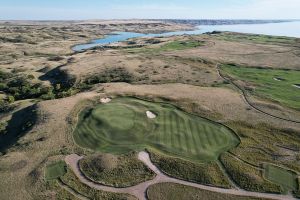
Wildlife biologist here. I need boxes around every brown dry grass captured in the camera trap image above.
[101,82,300,130]
[63,49,221,86]
[162,34,300,70]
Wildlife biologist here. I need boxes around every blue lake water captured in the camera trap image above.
[73,21,300,52]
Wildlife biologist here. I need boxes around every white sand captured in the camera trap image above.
[146,111,156,119]
[100,97,111,104]
[293,84,300,89]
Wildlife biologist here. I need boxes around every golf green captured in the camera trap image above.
[73,97,239,161]
[264,164,298,193]
[45,161,67,180]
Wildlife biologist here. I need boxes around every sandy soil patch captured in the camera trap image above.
[100,97,112,104]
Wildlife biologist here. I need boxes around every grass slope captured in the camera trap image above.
[45,161,67,181]
[221,64,300,109]
[73,97,239,162]
[147,183,270,200]
[149,149,232,188]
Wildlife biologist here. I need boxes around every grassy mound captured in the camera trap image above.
[149,150,232,188]
[263,164,298,193]
[221,64,300,109]
[45,161,66,181]
[79,153,155,187]
[73,97,239,162]
[147,183,270,200]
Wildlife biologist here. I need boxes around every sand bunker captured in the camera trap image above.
[146,111,156,119]
[100,98,112,104]
[273,77,283,81]
[293,84,300,89]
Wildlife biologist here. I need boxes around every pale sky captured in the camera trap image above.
[0,0,299,20]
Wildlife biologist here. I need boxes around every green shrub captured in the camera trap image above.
[85,67,135,84]
[7,95,15,103]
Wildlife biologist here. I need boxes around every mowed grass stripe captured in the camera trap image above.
[196,123,207,150]
[188,120,202,154]
[161,110,167,145]
[204,125,214,147]
[181,118,192,154]
[185,119,197,155]
[169,112,176,149]
[174,112,183,151]
[193,122,204,151]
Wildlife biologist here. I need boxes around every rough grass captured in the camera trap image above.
[149,149,232,188]
[45,161,67,181]
[55,167,136,200]
[296,177,300,198]
[221,64,300,109]
[73,97,239,162]
[79,152,155,187]
[147,183,270,200]
[220,153,282,193]
[263,164,298,193]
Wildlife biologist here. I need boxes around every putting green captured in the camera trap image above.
[45,161,67,180]
[73,97,239,161]
[263,164,298,193]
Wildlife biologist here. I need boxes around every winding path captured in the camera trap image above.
[216,64,300,124]
[65,152,297,200]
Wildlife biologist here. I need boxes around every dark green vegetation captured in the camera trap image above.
[157,40,204,51]
[85,67,135,85]
[128,40,204,54]
[45,161,67,180]
[47,167,136,200]
[296,178,300,198]
[0,70,53,101]
[79,152,155,187]
[73,97,239,162]
[221,64,300,109]
[263,164,298,193]
[147,183,269,200]
[0,104,37,153]
[0,69,81,105]
[220,153,281,193]
[149,150,231,188]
